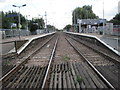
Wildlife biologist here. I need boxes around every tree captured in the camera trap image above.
[2,11,46,32]
[28,17,45,34]
[72,5,99,24]
[109,13,120,25]
[33,18,45,29]
[64,24,72,31]
[2,11,26,29]
[29,20,38,34]
[47,24,55,30]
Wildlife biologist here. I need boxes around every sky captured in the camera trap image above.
[0,0,120,29]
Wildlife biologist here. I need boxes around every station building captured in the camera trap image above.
[71,19,120,36]
[75,19,106,34]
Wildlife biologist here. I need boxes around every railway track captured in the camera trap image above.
[1,32,117,89]
[43,33,115,89]
[2,33,55,76]
[68,33,119,61]
[66,34,120,89]
[1,33,58,89]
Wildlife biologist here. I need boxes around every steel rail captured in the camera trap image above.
[65,37,116,90]
[67,34,120,64]
[41,36,59,88]
[0,34,55,84]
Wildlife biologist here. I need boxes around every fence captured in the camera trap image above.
[0,29,30,39]
[112,25,120,36]
[0,29,55,39]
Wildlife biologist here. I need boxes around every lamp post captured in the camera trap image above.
[74,11,76,32]
[38,14,40,29]
[12,4,26,40]
[52,23,54,32]
[45,11,48,33]
[26,15,30,31]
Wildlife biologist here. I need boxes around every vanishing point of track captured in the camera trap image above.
[1,32,119,89]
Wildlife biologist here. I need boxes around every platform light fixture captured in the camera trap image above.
[12,4,26,40]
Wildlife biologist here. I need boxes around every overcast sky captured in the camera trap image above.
[0,0,119,29]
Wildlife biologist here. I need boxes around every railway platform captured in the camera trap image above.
[80,33,120,52]
[1,34,46,43]
[1,32,55,55]
[1,32,119,89]
[66,32,120,56]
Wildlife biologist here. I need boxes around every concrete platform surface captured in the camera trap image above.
[1,33,55,55]
[1,34,43,43]
[80,33,120,53]
[66,32,120,56]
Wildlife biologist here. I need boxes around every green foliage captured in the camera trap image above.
[33,18,45,29]
[63,55,70,61]
[28,18,45,34]
[2,11,26,29]
[64,24,71,31]
[113,13,120,20]
[47,24,55,30]
[1,11,45,30]
[29,21,38,32]
[72,5,99,24]
[76,75,83,84]
[109,13,120,25]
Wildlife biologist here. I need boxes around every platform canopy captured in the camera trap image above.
[78,19,106,26]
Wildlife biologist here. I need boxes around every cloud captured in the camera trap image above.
[0,0,120,29]
[0,0,6,3]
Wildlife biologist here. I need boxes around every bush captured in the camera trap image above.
[99,31,103,35]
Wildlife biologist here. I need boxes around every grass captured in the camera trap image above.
[76,75,83,84]
[63,55,70,61]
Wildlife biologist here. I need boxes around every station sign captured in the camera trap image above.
[11,23,17,27]
[6,14,18,17]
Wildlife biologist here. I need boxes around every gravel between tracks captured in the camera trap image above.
[46,32,109,89]
[68,34,119,88]
[2,32,114,89]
